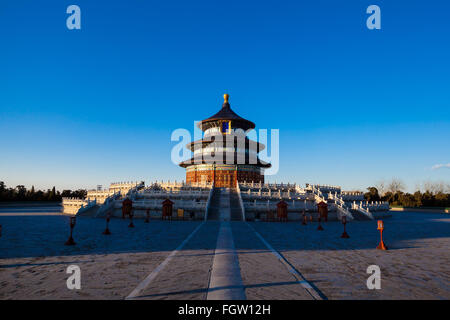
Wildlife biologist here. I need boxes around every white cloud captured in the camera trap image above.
[431,163,450,170]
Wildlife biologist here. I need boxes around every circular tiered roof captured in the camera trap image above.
[197,94,255,131]
[186,137,266,152]
[179,94,271,169]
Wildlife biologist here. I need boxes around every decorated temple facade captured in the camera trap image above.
[179,94,271,188]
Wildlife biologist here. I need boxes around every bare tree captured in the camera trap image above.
[414,182,422,193]
[387,178,405,193]
[375,179,387,196]
[422,180,447,194]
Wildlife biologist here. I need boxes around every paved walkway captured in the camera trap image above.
[207,222,246,299]
[128,187,318,300]
[2,208,448,299]
[232,222,317,300]
[131,221,219,300]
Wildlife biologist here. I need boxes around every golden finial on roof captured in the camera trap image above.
[223,93,229,103]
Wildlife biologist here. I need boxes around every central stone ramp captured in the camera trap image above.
[230,189,244,221]
[207,221,246,300]
[207,188,243,221]
[206,188,221,220]
[207,188,231,221]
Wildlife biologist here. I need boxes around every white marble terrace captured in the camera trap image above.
[237,182,389,221]
[63,180,389,221]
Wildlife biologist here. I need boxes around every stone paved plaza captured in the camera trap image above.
[0,207,449,300]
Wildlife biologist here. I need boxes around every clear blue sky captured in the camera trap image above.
[0,0,449,192]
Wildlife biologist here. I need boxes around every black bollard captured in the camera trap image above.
[103,214,111,235]
[317,216,324,231]
[65,216,76,245]
[128,211,135,228]
[302,212,307,225]
[341,215,350,238]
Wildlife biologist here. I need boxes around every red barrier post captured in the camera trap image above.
[376,220,388,250]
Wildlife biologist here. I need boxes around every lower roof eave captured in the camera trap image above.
[179,161,271,169]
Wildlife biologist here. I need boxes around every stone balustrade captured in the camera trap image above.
[110,181,144,187]
[140,190,209,199]
[240,189,312,200]
[112,198,207,211]
[341,194,365,201]
[239,181,297,191]
[152,180,213,189]
[62,197,86,202]
[341,191,364,195]
[86,189,113,194]
[353,200,390,211]
[243,199,320,212]
[307,183,342,191]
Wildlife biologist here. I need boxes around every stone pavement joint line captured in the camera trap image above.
[125,221,206,299]
[246,222,325,300]
[207,221,246,300]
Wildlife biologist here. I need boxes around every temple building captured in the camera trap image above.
[179,94,271,188]
[62,93,390,221]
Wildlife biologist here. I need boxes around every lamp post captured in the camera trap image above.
[302,211,307,225]
[145,209,150,223]
[341,215,350,238]
[317,215,324,231]
[103,213,111,235]
[65,216,76,245]
[128,210,135,228]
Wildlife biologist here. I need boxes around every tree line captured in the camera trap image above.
[364,179,450,208]
[1,179,449,207]
[0,182,87,202]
